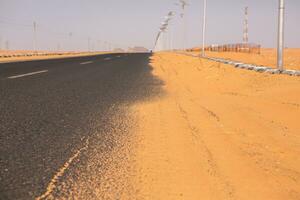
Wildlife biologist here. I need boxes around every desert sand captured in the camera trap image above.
[129,52,300,199]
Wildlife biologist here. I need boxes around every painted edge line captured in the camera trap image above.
[35,137,90,200]
[7,70,49,79]
[80,61,93,65]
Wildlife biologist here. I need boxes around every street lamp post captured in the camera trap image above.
[277,0,285,70]
[33,21,37,52]
[202,0,207,57]
[88,37,91,52]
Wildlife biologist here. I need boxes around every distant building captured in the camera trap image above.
[128,46,149,53]
[113,48,125,53]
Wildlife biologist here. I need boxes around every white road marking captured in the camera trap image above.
[80,61,93,65]
[8,70,48,79]
[116,55,121,58]
[104,57,112,60]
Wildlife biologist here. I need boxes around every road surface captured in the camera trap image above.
[0,53,163,199]
[1,52,300,200]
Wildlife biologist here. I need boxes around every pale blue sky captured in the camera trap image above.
[0,0,299,51]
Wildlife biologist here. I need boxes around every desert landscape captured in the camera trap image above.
[1,0,300,199]
[57,52,299,199]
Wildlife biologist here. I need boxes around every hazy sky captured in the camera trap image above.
[0,0,299,51]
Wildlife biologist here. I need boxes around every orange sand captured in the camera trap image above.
[130,52,300,199]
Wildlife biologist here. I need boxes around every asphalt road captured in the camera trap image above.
[0,53,164,199]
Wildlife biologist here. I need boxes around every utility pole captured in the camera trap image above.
[97,40,101,51]
[170,24,173,51]
[202,0,207,56]
[5,40,9,50]
[33,21,37,52]
[108,42,111,51]
[88,37,91,52]
[277,0,285,70]
[177,1,188,51]
[91,43,94,52]
[69,32,73,51]
[182,3,188,51]
[243,7,249,44]
[183,8,187,51]
[168,26,172,51]
[103,41,107,51]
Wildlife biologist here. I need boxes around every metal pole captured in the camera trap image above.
[202,0,207,57]
[5,40,9,50]
[88,37,91,52]
[69,32,72,51]
[33,21,37,52]
[108,42,111,51]
[183,8,186,51]
[243,7,249,44]
[170,25,173,51]
[97,40,101,51]
[277,0,285,70]
[57,43,60,51]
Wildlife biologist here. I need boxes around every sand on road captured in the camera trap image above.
[43,52,300,200]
